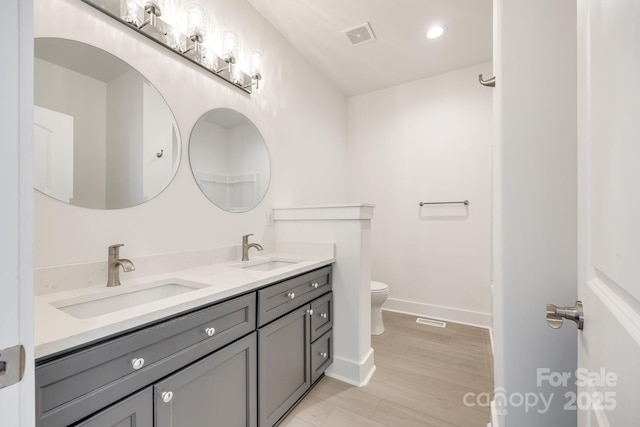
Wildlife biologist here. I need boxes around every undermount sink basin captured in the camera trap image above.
[52,282,204,319]
[239,260,298,272]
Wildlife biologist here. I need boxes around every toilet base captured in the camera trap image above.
[371,306,385,335]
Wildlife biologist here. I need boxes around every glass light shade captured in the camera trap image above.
[232,67,244,85]
[166,28,188,52]
[186,2,208,41]
[120,0,142,26]
[198,47,217,70]
[222,29,239,63]
[249,49,263,77]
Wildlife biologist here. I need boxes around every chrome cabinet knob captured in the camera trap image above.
[311,282,319,289]
[546,301,584,330]
[162,391,173,403]
[320,352,328,359]
[319,313,328,319]
[205,327,216,337]
[131,358,145,370]
[307,309,314,316]
[287,292,295,300]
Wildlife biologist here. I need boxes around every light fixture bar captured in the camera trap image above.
[81,0,256,94]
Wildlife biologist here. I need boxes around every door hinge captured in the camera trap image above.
[0,344,26,389]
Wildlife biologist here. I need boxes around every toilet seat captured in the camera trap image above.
[371,281,388,292]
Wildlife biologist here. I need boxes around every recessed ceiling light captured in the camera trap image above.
[426,24,447,39]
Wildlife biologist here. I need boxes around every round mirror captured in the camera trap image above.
[34,38,181,209]
[189,109,271,212]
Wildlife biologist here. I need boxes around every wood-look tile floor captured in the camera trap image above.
[279,311,494,427]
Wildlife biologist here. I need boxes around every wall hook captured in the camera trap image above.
[479,74,496,87]
[156,149,164,158]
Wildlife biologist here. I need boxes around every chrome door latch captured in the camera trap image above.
[0,344,26,389]
[546,301,584,330]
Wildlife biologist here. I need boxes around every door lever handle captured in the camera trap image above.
[546,301,584,330]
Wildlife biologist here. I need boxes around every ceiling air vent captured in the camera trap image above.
[342,22,376,47]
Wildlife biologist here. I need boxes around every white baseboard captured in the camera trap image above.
[383,298,492,329]
[491,400,500,427]
[325,347,376,387]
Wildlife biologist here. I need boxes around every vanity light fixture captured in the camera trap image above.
[82,0,263,94]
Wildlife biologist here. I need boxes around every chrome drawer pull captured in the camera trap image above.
[162,391,173,403]
[286,292,295,300]
[307,309,314,316]
[131,358,145,370]
[320,313,328,319]
[205,327,216,337]
[320,352,328,359]
[311,282,319,289]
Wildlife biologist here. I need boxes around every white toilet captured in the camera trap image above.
[370,281,389,335]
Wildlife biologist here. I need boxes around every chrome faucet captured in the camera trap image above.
[242,234,263,261]
[107,244,135,287]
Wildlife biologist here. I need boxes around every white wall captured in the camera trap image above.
[347,62,493,326]
[34,0,348,268]
[493,0,577,425]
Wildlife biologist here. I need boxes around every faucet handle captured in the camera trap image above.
[109,243,124,256]
[242,234,253,242]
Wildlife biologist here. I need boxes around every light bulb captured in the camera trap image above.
[426,24,446,39]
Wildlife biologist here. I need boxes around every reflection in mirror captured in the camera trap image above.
[34,38,181,209]
[189,109,270,212]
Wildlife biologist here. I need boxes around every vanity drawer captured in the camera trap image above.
[310,330,333,383]
[36,293,256,427]
[258,265,331,326]
[310,292,333,342]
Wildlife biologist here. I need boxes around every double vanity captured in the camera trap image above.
[32,15,371,427]
[34,252,334,427]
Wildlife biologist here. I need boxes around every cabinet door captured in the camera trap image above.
[155,332,257,427]
[76,388,152,427]
[258,305,311,427]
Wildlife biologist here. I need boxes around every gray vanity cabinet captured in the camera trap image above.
[35,265,333,427]
[258,305,311,427]
[258,278,333,427]
[155,332,257,427]
[36,293,256,427]
[76,388,153,427]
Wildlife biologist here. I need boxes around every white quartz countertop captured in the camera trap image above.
[34,253,334,359]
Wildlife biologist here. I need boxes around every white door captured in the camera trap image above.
[0,0,34,426]
[576,0,640,425]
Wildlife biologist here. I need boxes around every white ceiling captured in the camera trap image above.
[248,0,493,96]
